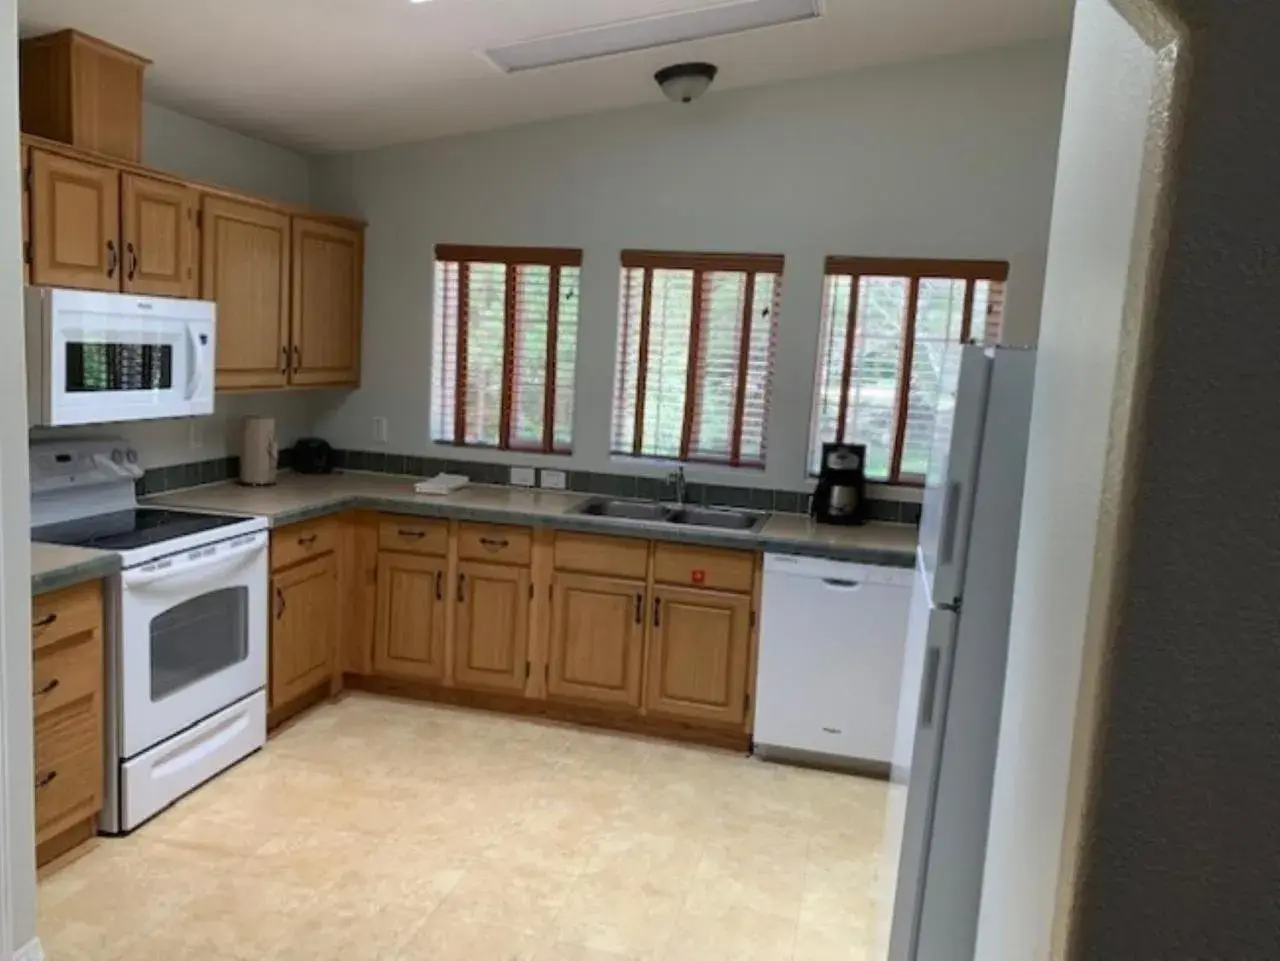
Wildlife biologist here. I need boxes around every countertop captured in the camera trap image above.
[145,472,919,567]
[31,542,120,595]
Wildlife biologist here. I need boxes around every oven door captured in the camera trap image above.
[118,531,268,759]
[44,294,215,426]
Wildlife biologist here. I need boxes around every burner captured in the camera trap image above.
[32,508,247,552]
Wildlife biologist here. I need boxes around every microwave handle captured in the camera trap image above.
[185,326,207,401]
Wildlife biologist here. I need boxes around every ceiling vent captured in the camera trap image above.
[484,0,822,74]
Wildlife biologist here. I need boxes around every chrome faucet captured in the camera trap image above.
[669,467,687,505]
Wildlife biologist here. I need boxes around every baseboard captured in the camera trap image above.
[14,936,45,961]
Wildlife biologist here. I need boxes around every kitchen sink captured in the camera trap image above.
[573,498,765,533]
[668,506,765,532]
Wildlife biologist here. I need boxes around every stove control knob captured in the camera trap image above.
[126,449,139,464]
[111,449,124,464]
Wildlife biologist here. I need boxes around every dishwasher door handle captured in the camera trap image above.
[821,578,862,590]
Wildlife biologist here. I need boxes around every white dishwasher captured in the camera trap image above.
[755,553,913,765]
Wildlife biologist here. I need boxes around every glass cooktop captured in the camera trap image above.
[33,509,246,552]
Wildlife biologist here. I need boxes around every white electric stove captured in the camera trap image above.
[31,439,268,833]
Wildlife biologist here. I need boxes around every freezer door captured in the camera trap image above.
[884,604,959,961]
[917,344,993,606]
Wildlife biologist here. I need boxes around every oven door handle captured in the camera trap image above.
[121,538,266,591]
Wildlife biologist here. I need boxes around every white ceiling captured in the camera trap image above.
[17,0,1073,154]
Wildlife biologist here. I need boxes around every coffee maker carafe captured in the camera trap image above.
[811,443,868,525]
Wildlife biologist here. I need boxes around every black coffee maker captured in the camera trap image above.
[811,443,869,525]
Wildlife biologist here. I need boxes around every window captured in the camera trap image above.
[431,245,581,452]
[612,250,784,467]
[810,257,1008,483]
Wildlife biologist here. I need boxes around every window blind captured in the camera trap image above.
[431,245,582,453]
[810,257,1009,483]
[612,251,783,468]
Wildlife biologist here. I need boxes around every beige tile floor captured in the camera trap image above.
[38,694,892,961]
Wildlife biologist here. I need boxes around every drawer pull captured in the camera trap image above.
[398,529,426,539]
[297,534,319,547]
[479,537,509,551]
[35,678,60,697]
[36,770,58,790]
[33,613,57,629]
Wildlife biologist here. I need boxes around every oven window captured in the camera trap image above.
[150,587,249,702]
[66,342,173,392]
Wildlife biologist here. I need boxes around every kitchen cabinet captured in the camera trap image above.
[201,196,292,391]
[29,148,120,291]
[548,572,645,708]
[270,553,337,709]
[121,173,197,297]
[454,560,530,694]
[290,218,363,387]
[374,553,448,682]
[644,585,752,727]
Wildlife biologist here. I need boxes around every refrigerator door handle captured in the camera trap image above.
[938,481,963,567]
[919,646,943,729]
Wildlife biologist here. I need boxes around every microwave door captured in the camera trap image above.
[51,320,182,425]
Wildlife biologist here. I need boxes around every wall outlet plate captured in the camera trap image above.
[189,421,203,449]
[510,466,536,487]
[540,469,567,490]
[372,417,388,443]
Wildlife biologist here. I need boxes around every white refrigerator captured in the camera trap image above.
[881,344,1037,961]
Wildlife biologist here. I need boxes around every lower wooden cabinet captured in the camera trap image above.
[548,572,646,708]
[270,553,337,708]
[374,553,448,682]
[454,560,530,694]
[644,586,752,727]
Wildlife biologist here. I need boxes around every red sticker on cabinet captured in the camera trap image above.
[692,570,706,584]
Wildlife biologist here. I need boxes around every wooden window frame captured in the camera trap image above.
[817,256,1010,485]
[614,249,785,468]
[434,244,582,454]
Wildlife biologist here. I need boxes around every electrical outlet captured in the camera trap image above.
[372,417,388,443]
[510,467,536,487]
[540,469,567,490]
[189,421,204,449]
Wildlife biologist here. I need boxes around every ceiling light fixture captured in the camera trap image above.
[655,62,718,103]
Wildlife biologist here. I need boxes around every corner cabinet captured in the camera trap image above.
[290,218,363,387]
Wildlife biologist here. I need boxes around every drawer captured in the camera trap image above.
[555,532,648,579]
[33,633,102,720]
[271,518,338,571]
[34,704,102,843]
[31,580,102,653]
[457,523,532,566]
[378,517,448,556]
[653,543,756,594]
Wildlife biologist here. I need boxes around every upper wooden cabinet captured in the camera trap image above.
[291,218,363,387]
[644,585,752,727]
[20,30,149,163]
[201,196,292,391]
[122,174,197,297]
[455,561,530,694]
[29,149,120,291]
[548,573,646,709]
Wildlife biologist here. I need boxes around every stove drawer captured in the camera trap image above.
[33,631,102,720]
[32,580,102,653]
[34,700,102,844]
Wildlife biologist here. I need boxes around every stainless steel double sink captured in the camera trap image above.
[572,497,766,533]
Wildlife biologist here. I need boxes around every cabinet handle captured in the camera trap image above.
[106,240,117,278]
[398,529,426,540]
[435,571,443,601]
[635,593,643,625]
[479,537,509,551]
[274,587,286,619]
[35,678,60,697]
[126,242,137,281]
[32,613,57,629]
[280,345,289,375]
[297,534,318,547]
[36,771,57,790]
[457,574,466,603]
[292,345,301,373]
[653,597,661,628]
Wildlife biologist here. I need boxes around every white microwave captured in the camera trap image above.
[25,287,216,427]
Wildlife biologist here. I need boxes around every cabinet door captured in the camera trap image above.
[454,561,530,694]
[548,573,645,708]
[374,552,448,682]
[644,586,752,726]
[290,218,363,387]
[122,174,197,297]
[30,149,120,291]
[270,553,337,708]
[201,196,291,390]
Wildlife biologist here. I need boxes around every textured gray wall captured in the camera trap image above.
[1071,0,1280,956]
